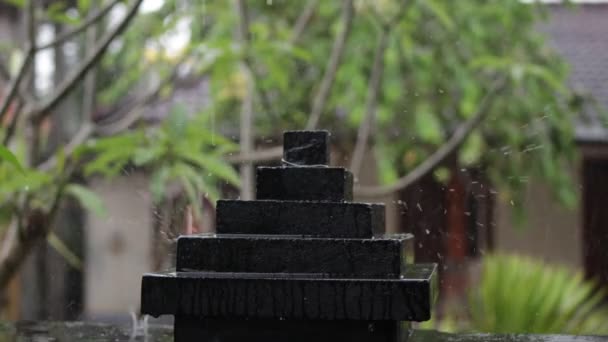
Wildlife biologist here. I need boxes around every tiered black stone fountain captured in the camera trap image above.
[141,130,438,342]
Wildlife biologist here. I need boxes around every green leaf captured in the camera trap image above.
[77,0,91,12]
[179,150,241,186]
[174,162,220,204]
[165,104,189,139]
[459,131,484,166]
[469,56,512,71]
[133,144,165,166]
[3,0,25,7]
[523,63,566,93]
[179,174,203,221]
[455,254,608,334]
[46,2,80,25]
[150,166,171,203]
[48,232,83,270]
[65,184,107,216]
[414,106,443,144]
[433,167,450,184]
[422,0,454,29]
[0,145,23,173]
[55,148,66,173]
[375,144,398,185]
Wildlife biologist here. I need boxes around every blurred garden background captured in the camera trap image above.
[0,0,607,335]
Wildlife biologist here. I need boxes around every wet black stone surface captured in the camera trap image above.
[215,200,385,238]
[283,130,330,166]
[176,234,412,277]
[175,319,406,342]
[141,130,432,341]
[256,166,353,202]
[141,264,437,321]
[0,322,606,341]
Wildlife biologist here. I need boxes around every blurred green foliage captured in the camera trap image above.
[0,0,582,278]
[422,254,608,335]
[99,0,578,210]
[77,106,239,219]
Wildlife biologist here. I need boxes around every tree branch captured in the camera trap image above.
[35,0,120,51]
[95,84,162,136]
[350,6,408,178]
[0,57,10,82]
[0,0,36,127]
[290,0,318,44]
[0,51,34,125]
[37,56,186,171]
[354,78,506,197]
[226,146,283,164]
[82,2,100,123]
[236,0,255,200]
[2,100,24,146]
[233,0,277,123]
[37,122,94,172]
[30,0,144,123]
[223,0,354,164]
[96,65,184,135]
[235,0,250,43]
[305,0,354,130]
[349,28,390,177]
[0,178,68,289]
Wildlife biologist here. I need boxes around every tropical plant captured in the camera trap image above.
[180,0,579,209]
[0,0,240,292]
[422,254,608,335]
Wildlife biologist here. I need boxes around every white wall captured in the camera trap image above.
[495,171,582,269]
[85,174,153,319]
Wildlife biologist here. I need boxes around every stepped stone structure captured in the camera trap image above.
[141,130,438,341]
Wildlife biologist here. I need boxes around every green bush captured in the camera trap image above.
[424,254,608,335]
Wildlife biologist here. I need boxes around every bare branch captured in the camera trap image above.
[350,6,409,177]
[0,216,43,289]
[2,100,24,145]
[290,0,318,44]
[37,122,94,172]
[354,78,506,197]
[0,50,34,125]
[0,57,10,81]
[235,0,255,200]
[0,0,36,125]
[218,0,352,165]
[233,0,276,122]
[82,2,100,122]
[37,57,185,171]
[226,146,283,164]
[0,178,68,289]
[235,0,250,43]
[349,29,390,177]
[35,0,120,51]
[95,85,161,136]
[0,51,32,125]
[305,0,354,130]
[31,0,144,123]
[26,0,36,44]
[225,0,352,165]
[95,65,182,135]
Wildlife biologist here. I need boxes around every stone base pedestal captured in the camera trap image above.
[175,318,411,342]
